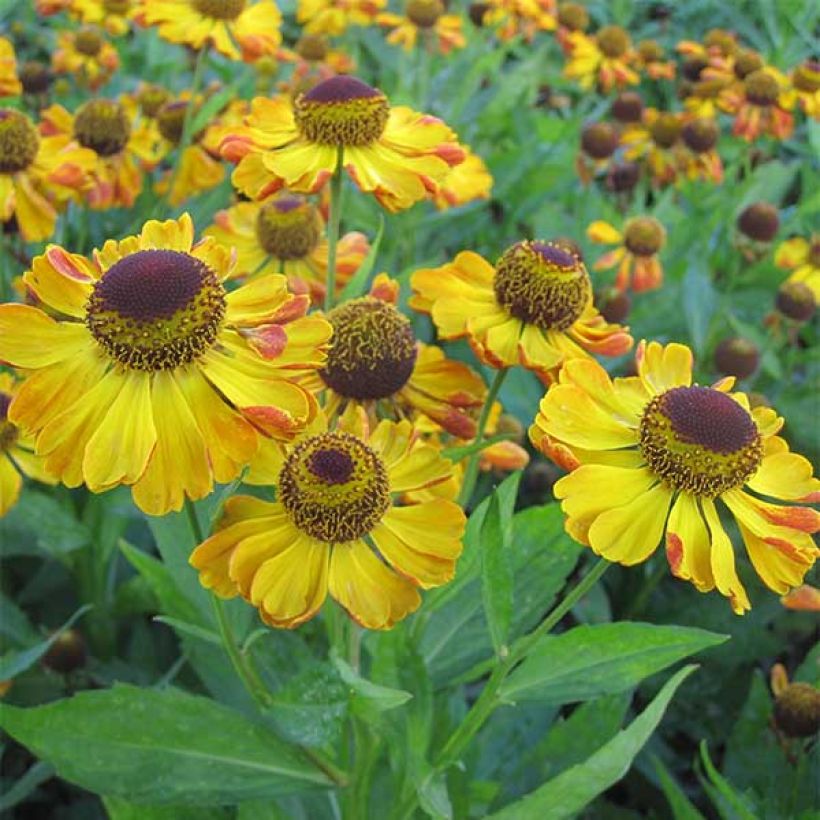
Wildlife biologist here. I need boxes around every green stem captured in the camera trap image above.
[323,146,345,312]
[457,368,509,507]
[395,557,609,820]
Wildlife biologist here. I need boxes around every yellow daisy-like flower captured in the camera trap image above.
[719,67,794,142]
[774,235,820,301]
[0,108,95,242]
[135,0,282,62]
[297,0,386,36]
[40,99,146,210]
[0,214,332,516]
[377,0,465,54]
[481,0,556,43]
[0,37,21,97]
[563,26,639,92]
[433,146,492,210]
[529,341,820,613]
[221,75,465,212]
[190,408,466,630]
[205,192,369,304]
[52,26,120,91]
[410,240,633,378]
[587,217,666,293]
[0,373,57,517]
[71,0,138,36]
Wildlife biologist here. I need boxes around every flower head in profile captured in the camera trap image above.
[0,373,57,517]
[221,75,465,212]
[774,234,820,302]
[789,59,819,118]
[679,118,723,183]
[135,0,282,62]
[205,192,369,304]
[377,0,465,54]
[411,240,632,378]
[0,214,331,515]
[719,67,794,141]
[587,216,666,292]
[0,107,94,242]
[563,25,639,92]
[71,0,138,36]
[52,26,120,91]
[529,341,820,613]
[297,0,387,36]
[0,37,22,97]
[191,409,465,630]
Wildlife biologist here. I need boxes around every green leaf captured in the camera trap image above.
[698,742,758,820]
[332,652,412,716]
[481,478,518,658]
[651,754,705,820]
[682,263,717,355]
[103,797,229,820]
[0,490,89,557]
[337,214,384,302]
[0,604,92,680]
[188,87,236,138]
[441,434,515,463]
[499,623,727,705]
[152,617,221,647]
[488,666,698,819]
[0,761,54,813]
[0,684,332,803]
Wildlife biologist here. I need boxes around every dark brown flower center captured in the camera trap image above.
[610,91,643,123]
[624,217,665,256]
[734,49,763,79]
[75,27,104,57]
[0,392,18,451]
[295,34,329,62]
[138,85,172,118]
[581,122,618,159]
[682,118,719,153]
[255,195,322,260]
[596,25,630,58]
[104,0,131,12]
[0,109,40,173]
[193,0,246,20]
[557,2,589,31]
[20,61,52,95]
[744,70,779,106]
[73,99,131,156]
[737,202,779,242]
[793,61,820,93]
[406,0,443,28]
[649,113,681,148]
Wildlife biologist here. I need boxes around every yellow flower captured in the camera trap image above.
[433,146,492,210]
[52,26,121,91]
[635,39,675,80]
[135,0,282,62]
[719,67,794,141]
[482,0,556,43]
[71,0,138,36]
[297,0,386,36]
[377,1,465,54]
[0,37,21,97]
[620,108,683,187]
[0,373,57,517]
[529,341,820,613]
[205,192,369,304]
[563,26,639,92]
[221,75,466,212]
[411,240,632,377]
[0,108,95,242]
[190,408,465,630]
[587,217,666,292]
[0,214,332,516]
[774,235,820,301]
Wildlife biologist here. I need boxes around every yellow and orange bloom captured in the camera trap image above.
[555,1,589,53]
[433,146,492,209]
[221,75,465,212]
[635,39,675,81]
[587,217,666,293]
[482,0,556,43]
[191,408,465,630]
[789,59,819,119]
[679,118,723,183]
[205,193,369,304]
[297,0,386,36]
[52,26,120,91]
[780,584,820,611]
[682,76,732,119]
[135,0,282,62]
[411,240,632,379]
[0,373,57,517]
[563,26,639,92]
[0,37,21,97]
[719,67,794,141]
[0,214,332,516]
[35,0,73,14]
[71,0,138,35]
[278,34,356,82]
[377,0,465,54]
[0,108,95,242]
[530,341,820,613]
[774,235,820,301]
[620,108,683,187]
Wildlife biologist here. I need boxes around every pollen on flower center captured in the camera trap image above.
[73,99,131,156]
[279,432,391,543]
[321,297,417,400]
[294,76,390,147]
[255,194,322,259]
[639,385,763,496]
[75,27,104,57]
[193,0,246,20]
[0,392,18,451]
[0,109,40,173]
[493,240,591,331]
[85,249,226,371]
[406,0,444,28]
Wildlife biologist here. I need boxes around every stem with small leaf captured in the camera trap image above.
[324,146,345,312]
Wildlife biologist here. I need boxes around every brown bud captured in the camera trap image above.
[774,682,820,738]
[714,337,759,379]
[43,629,87,674]
[776,281,815,322]
[737,202,779,242]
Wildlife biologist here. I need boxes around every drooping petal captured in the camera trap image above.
[665,492,715,591]
[702,497,750,614]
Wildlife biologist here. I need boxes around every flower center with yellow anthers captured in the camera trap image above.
[192,0,246,20]
[624,217,666,256]
[296,34,329,62]
[279,432,391,543]
[744,70,779,106]
[85,250,226,372]
[104,0,131,12]
[406,0,443,28]
[255,195,322,260]
[73,100,131,157]
[138,85,172,119]
[793,60,820,93]
[682,118,719,153]
[557,2,589,32]
[734,49,763,79]
[0,393,18,451]
[0,109,40,174]
[639,386,763,497]
[596,25,630,58]
[649,113,681,148]
[75,27,104,57]
[321,297,417,400]
[294,76,390,147]
[494,241,591,332]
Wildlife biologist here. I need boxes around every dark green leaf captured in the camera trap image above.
[651,754,705,820]
[0,761,54,813]
[332,652,412,716]
[103,797,229,820]
[0,490,89,557]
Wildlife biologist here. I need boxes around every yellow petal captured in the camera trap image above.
[0,306,91,368]
[587,220,624,245]
[665,492,714,591]
[702,498,750,614]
